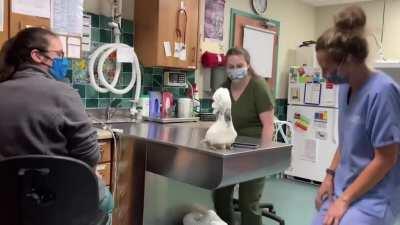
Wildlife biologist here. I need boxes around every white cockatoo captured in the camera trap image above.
[204,88,237,150]
[183,210,228,225]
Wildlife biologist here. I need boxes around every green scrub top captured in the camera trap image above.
[223,77,274,138]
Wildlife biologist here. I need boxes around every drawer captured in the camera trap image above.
[98,140,112,163]
[96,163,111,186]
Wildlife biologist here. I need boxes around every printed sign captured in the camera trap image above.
[294,113,310,132]
[314,111,328,129]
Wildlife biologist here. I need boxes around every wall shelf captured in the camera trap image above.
[374,61,400,69]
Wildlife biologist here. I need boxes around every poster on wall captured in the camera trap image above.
[51,0,83,36]
[204,0,225,41]
[81,14,91,52]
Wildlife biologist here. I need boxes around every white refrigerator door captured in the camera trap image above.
[285,105,339,182]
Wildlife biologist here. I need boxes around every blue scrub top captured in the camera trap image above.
[335,71,400,218]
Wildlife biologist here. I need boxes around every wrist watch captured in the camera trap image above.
[326,168,335,177]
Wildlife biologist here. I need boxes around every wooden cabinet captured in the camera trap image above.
[96,162,111,186]
[9,12,50,38]
[96,139,113,186]
[0,0,9,47]
[9,0,50,37]
[98,140,112,163]
[134,0,200,69]
[96,136,146,225]
[0,0,50,47]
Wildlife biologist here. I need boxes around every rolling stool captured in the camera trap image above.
[233,198,285,225]
[231,118,292,225]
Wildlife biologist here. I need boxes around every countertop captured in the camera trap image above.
[99,120,292,190]
[105,121,290,158]
[94,121,212,140]
[96,128,113,140]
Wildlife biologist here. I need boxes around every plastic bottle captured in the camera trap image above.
[192,83,200,115]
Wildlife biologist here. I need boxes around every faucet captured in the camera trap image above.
[105,98,122,121]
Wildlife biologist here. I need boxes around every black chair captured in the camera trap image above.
[0,155,106,225]
[233,198,285,225]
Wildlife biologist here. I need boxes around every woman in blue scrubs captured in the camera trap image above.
[311,6,400,225]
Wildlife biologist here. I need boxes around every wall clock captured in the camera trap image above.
[252,0,268,15]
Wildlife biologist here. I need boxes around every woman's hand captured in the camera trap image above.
[315,175,334,210]
[323,197,349,225]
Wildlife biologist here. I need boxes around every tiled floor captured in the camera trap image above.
[261,177,317,225]
[261,177,400,225]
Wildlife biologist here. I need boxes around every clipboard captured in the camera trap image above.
[232,142,259,149]
[304,82,321,105]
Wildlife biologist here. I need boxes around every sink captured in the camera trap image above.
[87,108,136,124]
[91,117,136,124]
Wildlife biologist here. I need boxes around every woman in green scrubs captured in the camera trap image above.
[213,47,275,225]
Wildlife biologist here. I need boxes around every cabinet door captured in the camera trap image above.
[185,0,200,69]
[96,163,111,186]
[98,140,112,163]
[134,0,159,67]
[157,0,199,69]
[9,0,50,37]
[0,0,9,48]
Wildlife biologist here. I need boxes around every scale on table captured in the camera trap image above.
[164,71,187,87]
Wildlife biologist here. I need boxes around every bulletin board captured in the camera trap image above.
[229,9,280,92]
[243,25,275,79]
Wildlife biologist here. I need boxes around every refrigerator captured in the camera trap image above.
[285,66,339,182]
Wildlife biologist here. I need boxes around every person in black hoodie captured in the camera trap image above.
[0,27,113,224]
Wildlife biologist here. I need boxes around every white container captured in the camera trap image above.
[139,97,150,117]
[177,98,193,118]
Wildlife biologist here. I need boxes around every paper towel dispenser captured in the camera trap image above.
[210,67,227,92]
[296,41,319,68]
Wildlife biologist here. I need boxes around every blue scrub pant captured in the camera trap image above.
[311,200,397,225]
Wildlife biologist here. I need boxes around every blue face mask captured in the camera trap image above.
[325,64,348,84]
[49,58,69,81]
[326,72,348,84]
[226,67,247,80]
